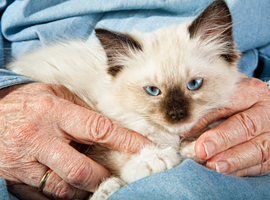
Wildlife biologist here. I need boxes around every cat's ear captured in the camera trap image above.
[188,0,239,64]
[95,28,142,76]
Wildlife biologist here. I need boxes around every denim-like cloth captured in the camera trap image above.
[0,0,270,199]
[1,160,270,200]
[0,178,19,200]
[110,159,270,200]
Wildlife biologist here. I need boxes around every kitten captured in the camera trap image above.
[8,0,240,199]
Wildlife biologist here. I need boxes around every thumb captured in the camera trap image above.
[188,107,232,135]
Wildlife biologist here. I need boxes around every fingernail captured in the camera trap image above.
[202,141,215,158]
[215,161,229,174]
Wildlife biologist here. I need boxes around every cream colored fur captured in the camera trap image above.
[7,1,240,199]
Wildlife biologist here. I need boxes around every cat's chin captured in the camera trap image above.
[164,120,197,137]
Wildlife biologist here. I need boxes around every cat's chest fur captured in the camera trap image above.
[7,0,241,199]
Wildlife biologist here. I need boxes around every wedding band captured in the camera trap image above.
[38,169,52,191]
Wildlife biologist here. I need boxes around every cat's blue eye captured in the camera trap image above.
[187,78,203,91]
[144,86,161,96]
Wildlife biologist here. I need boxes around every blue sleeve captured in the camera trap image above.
[0,69,35,89]
[228,0,270,79]
[0,0,34,89]
[1,1,270,199]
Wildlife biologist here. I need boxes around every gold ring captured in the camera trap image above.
[38,169,52,191]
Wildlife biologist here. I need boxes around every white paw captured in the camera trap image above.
[90,177,126,200]
[179,141,205,164]
[179,141,196,159]
[120,146,181,184]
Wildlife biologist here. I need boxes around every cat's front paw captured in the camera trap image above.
[120,146,181,184]
[90,177,126,200]
[179,141,205,164]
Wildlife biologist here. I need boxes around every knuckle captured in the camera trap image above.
[259,139,270,175]
[235,113,257,140]
[66,160,92,188]
[53,184,75,200]
[260,162,270,175]
[45,172,76,200]
[260,165,270,175]
[260,139,270,164]
[89,114,114,143]
[36,94,62,116]
[49,84,72,99]
[39,95,56,109]
[251,136,270,175]
[33,96,56,116]
[252,78,269,94]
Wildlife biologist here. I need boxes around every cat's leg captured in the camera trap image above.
[120,146,181,184]
[90,177,126,200]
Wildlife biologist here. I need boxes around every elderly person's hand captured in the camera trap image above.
[0,83,151,200]
[193,74,270,176]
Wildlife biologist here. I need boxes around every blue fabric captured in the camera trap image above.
[1,161,270,200]
[0,0,270,199]
[0,178,19,200]
[0,0,35,88]
[109,160,270,200]
[0,0,270,81]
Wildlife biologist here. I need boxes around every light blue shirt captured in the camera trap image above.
[0,0,270,89]
[0,1,270,199]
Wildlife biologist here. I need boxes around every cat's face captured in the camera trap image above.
[96,0,240,135]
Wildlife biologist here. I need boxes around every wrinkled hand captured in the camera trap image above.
[193,74,270,177]
[0,83,151,200]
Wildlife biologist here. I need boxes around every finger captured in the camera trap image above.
[48,83,152,153]
[32,136,110,192]
[43,171,89,200]
[15,163,90,199]
[50,98,152,154]
[6,161,85,200]
[205,132,270,175]
[8,184,51,200]
[195,104,270,160]
[229,164,268,177]
[188,107,233,135]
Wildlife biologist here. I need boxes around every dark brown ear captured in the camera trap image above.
[189,0,239,63]
[95,28,142,76]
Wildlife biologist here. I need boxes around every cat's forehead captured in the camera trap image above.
[143,24,192,57]
[125,23,235,90]
[138,24,207,82]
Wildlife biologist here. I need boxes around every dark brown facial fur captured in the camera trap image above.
[160,87,190,124]
[95,28,143,76]
[188,0,239,63]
